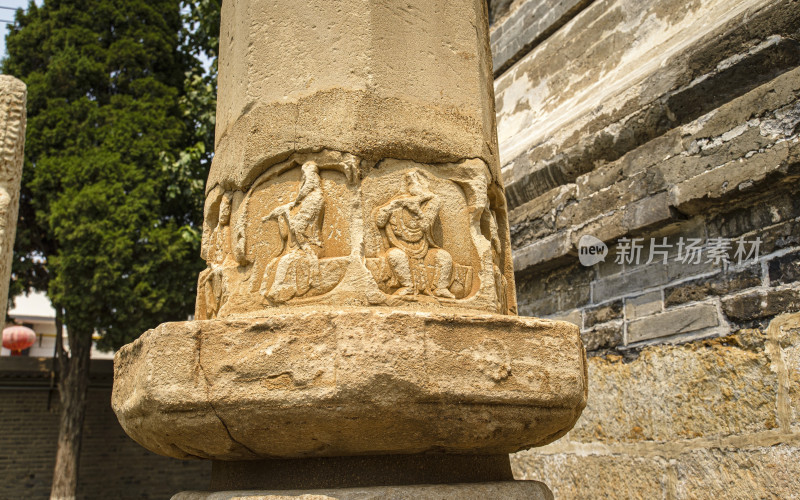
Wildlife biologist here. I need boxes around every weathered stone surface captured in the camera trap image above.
[495,0,800,494]
[0,76,26,322]
[511,315,800,496]
[673,446,800,499]
[669,141,800,215]
[627,302,720,343]
[569,330,778,443]
[113,0,590,483]
[213,0,500,193]
[496,0,800,209]
[625,290,663,319]
[513,444,800,499]
[664,266,762,307]
[547,309,581,328]
[490,0,593,76]
[769,250,800,286]
[621,192,673,234]
[584,300,622,328]
[197,156,517,318]
[197,0,518,320]
[580,321,623,352]
[769,313,800,431]
[707,187,800,247]
[510,63,800,276]
[112,309,587,460]
[512,232,572,272]
[509,184,575,251]
[593,265,669,303]
[722,288,800,323]
[172,481,553,500]
[512,450,670,499]
[753,218,800,256]
[518,293,559,318]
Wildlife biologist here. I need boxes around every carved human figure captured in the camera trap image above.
[374,170,455,299]
[483,208,509,313]
[198,193,234,318]
[260,161,325,303]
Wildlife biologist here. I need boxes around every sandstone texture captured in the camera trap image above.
[197,0,518,321]
[114,0,588,479]
[514,445,800,500]
[0,76,26,321]
[514,451,670,499]
[213,0,500,192]
[198,155,517,319]
[172,481,553,500]
[569,330,779,444]
[112,309,587,460]
[510,313,800,498]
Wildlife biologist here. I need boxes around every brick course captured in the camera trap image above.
[0,359,209,499]
[492,0,800,495]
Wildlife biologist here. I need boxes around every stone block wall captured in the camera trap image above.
[0,358,209,499]
[512,314,800,497]
[491,0,800,495]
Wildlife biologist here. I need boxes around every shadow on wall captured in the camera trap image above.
[0,357,209,499]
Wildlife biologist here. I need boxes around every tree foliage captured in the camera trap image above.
[4,0,209,350]
[3,0,221,496]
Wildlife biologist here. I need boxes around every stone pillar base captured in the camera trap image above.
[112,311,587,461]
[172,482,553,500]
[171,455,553,499]
[210,455,514,490]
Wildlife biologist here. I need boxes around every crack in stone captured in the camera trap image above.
[195,327,260,458]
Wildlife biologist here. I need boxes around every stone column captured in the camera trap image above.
[0,76,27,322]
[112,1,587,497]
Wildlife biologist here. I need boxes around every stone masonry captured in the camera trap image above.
[491,0,800,496]
[0,358,208,499]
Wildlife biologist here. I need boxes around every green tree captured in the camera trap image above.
[3,1,209,497]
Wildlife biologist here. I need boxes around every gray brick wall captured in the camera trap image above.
[496,0,800,494]
[0,360,209,499]
[499,0,800,350]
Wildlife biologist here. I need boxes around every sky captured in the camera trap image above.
[0,0,39,61]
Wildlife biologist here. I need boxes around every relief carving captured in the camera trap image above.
[196,152,357,319]
[195,151,516,318]
[0,187,11,246]
[197,192,237,319]
[369,170,471,300]
[482,207,510,314]
[0,77,26,323]
[260,161,325,304]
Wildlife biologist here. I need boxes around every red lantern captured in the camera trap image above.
[3,325,37,355]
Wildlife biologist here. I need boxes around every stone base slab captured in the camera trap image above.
[112,308,587,460]
[172,482,553,500]
[210,455,515,491]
